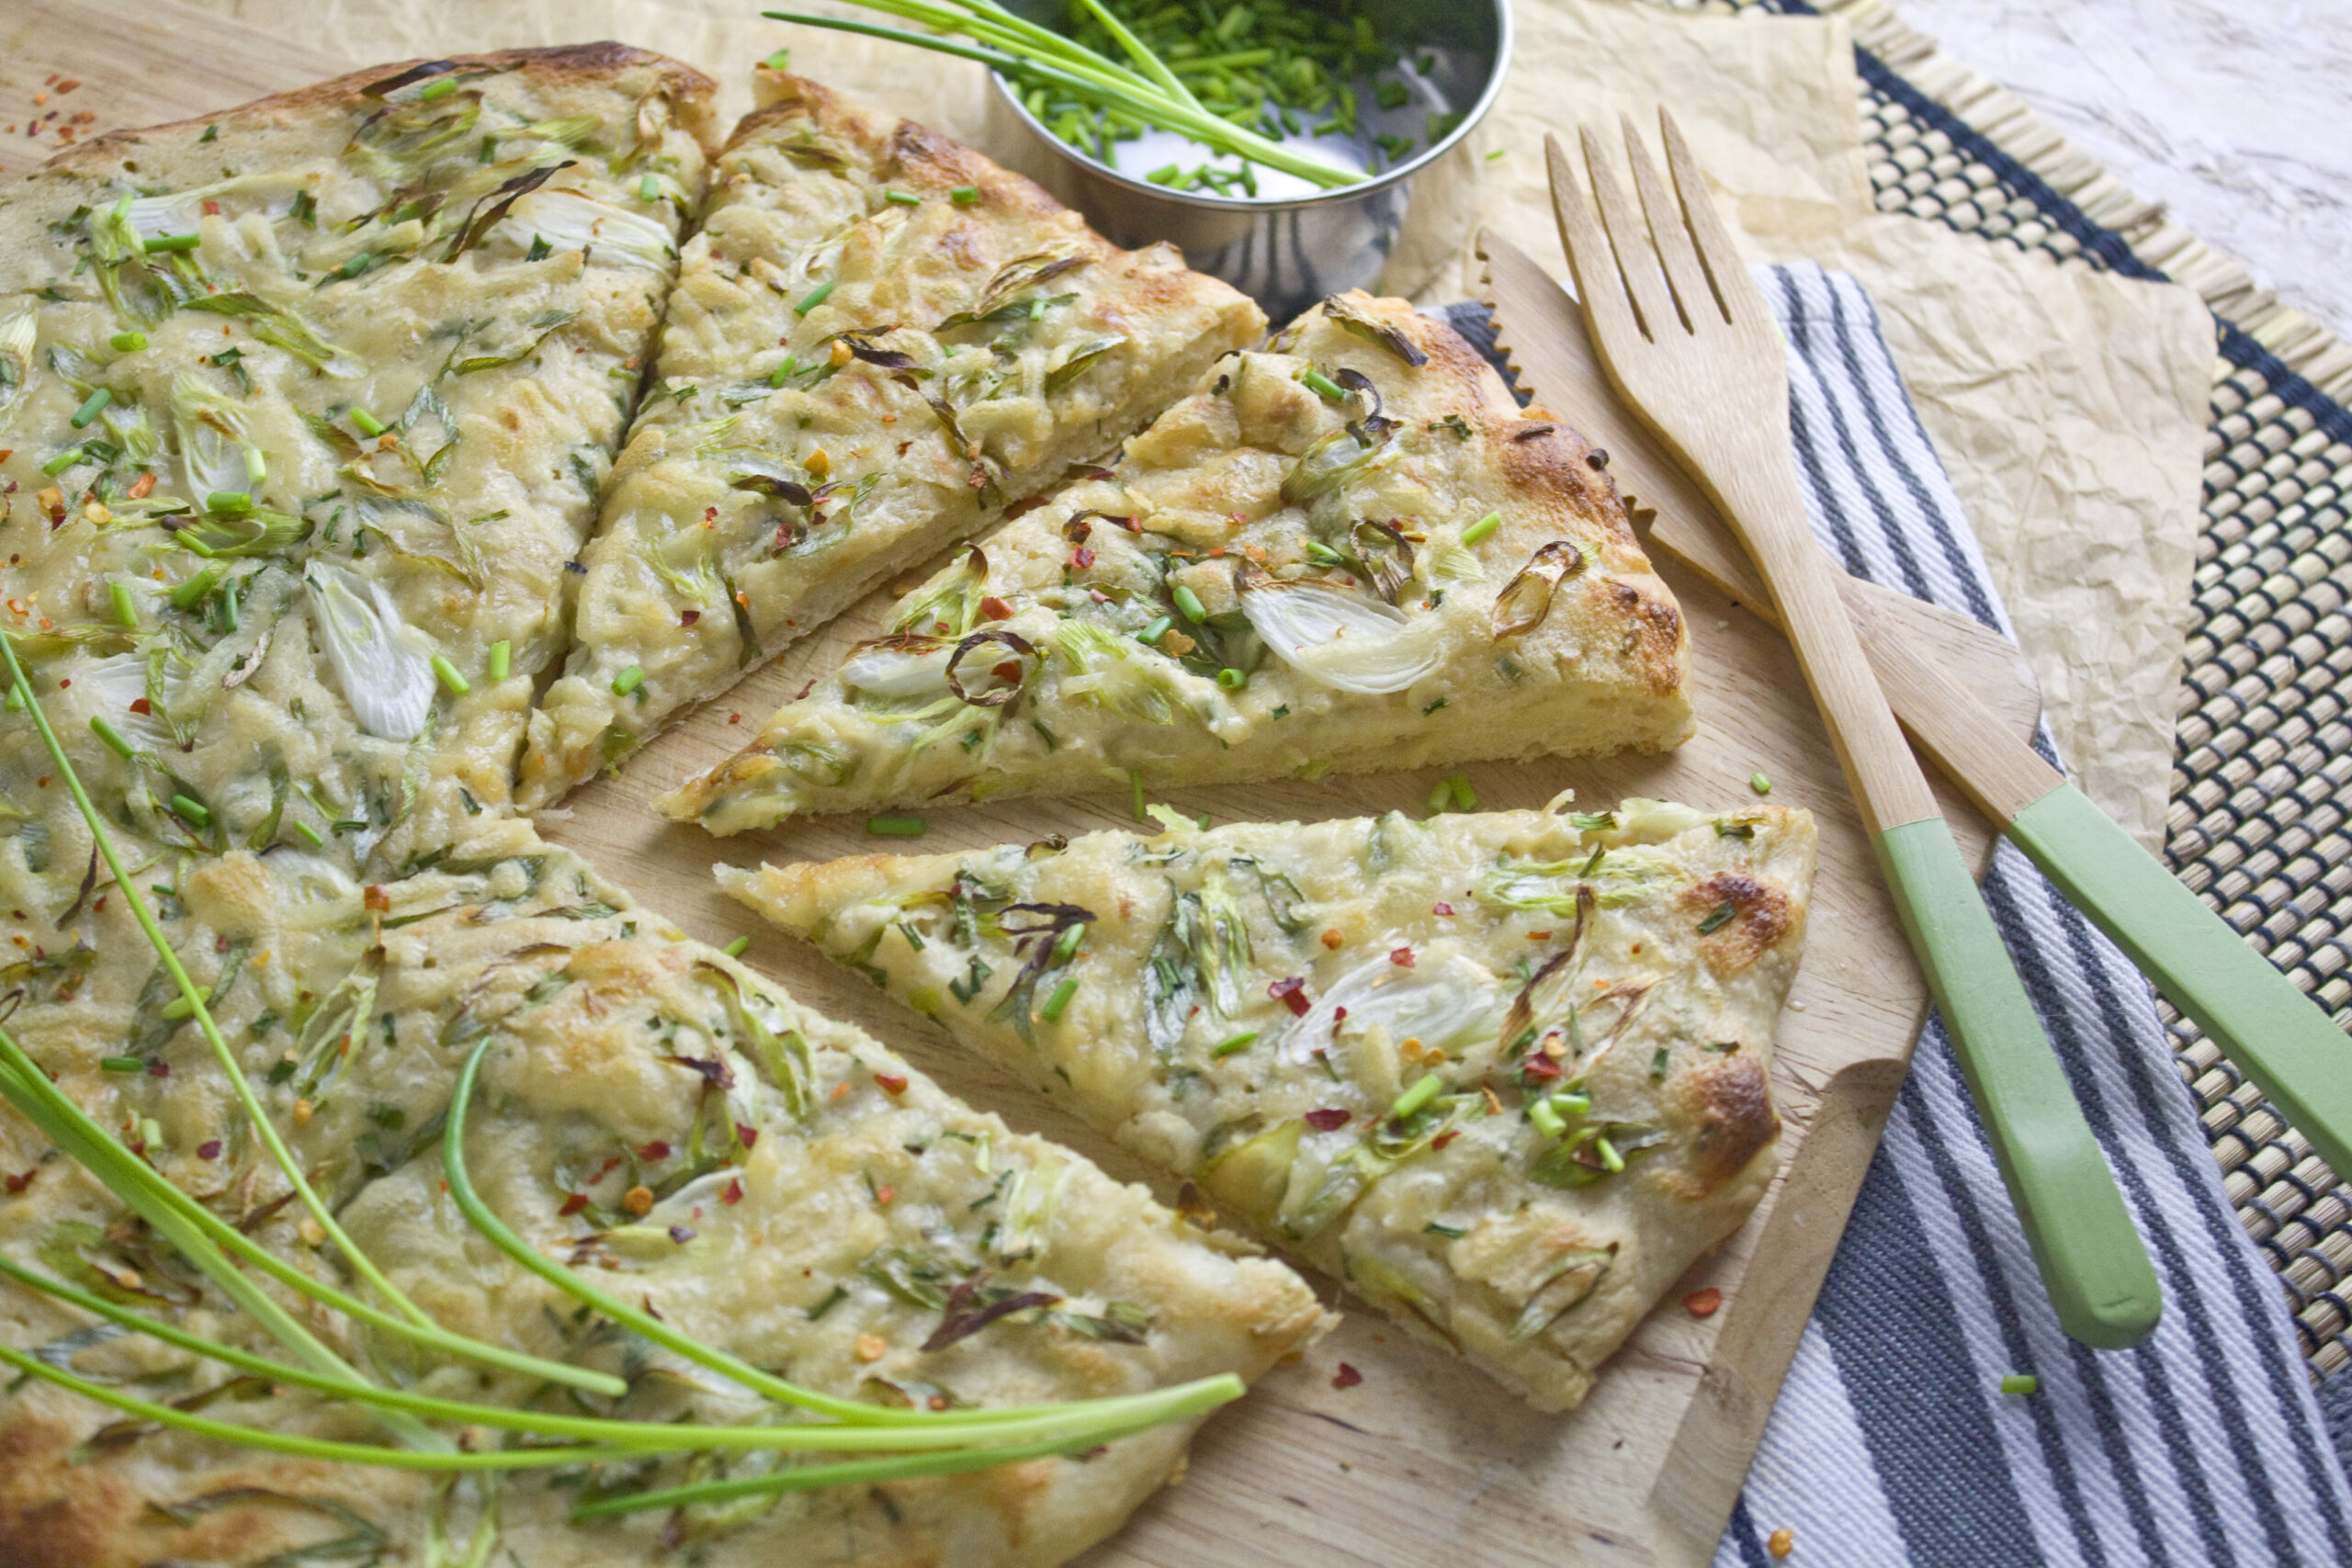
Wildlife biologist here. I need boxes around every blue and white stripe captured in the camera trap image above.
[1448,267,2352,1566]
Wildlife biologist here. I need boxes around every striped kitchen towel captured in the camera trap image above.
[1444,268,2352,1568]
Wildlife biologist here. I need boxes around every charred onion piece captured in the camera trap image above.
[945,627,1039,707]
[1491,540,1589,639]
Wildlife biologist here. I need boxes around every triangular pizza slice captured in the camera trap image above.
[721,796,1812,1409]
[517,73,1263,804]
[665,293,1694,835]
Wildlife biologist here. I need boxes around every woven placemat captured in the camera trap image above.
[1623,0,2352,1384]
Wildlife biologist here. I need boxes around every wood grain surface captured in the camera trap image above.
[0,4,2043,1561]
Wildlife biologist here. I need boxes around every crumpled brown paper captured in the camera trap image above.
[1390,0,2210,851]
[188,0,2211,849]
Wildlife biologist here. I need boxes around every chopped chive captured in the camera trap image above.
[721,935,752,959]
[1461,510,1501,547]
[70,388,112,428]
[1145,164,1182,186]
[291,819,325,849]
[794,279,836,316]
[40,446,85,477]
[98,1056,145,1074]
[1129,769,1146,821]
[1999,1373,2039,1395]
[1216,667,1247,691]
[807,1283,848,1320]
[207,491,252,515]
[1136,615,1172,645]
[1170,584,1207,623]
[418,76,459,101]
[431,656,470,695]
[219,579,238,633]
[172,527,217,558]
[865,814,928,838]
[168,566,220,613]
[638,173,661,201]
[768,356,799,387]
[949,186,980,205]
[1527,1095,1566,1140]
[884,189,922,206]
[1040,976,1080,1022]
[1595,1135,1624,1173]
[1298,367,1346,401]
[1697,900,1738,935]
[611,665,645,696]
[142,232,201,253]
[169,795,211,828]
[89,716,135,760]
[108,331,147,353]
[1552,1091,1590,1116]
[488,640,511,681]
[350,408,387,438]
[108,581,138,628]
[243,447,266,486]
[160,987,214,1021]
[1424,1221,1467,1238]
[1303,540,1345,567]
[1213,1030,1258,1058]
[1447,773,1477,812]
[1388,1072,1442,1122]
[1749,772,1772,795]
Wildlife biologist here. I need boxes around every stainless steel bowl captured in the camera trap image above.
[982,0,1511,323]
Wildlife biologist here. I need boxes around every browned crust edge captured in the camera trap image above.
[35,42,721,178]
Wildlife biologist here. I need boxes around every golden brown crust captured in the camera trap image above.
[39,44,720,180]
[1684,870,1799,975]
[1669,1048,1781,1201]
[741,69,1064,221]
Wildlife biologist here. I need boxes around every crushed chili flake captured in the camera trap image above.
[1330,1362,1363,1389]
[1320,927,1345,949]
[874,1184,896,1204]
[680,608,700,626]
[1389,946,1415,967]
[722,1178,745,1205]
[128,697,151,715]
[1432,902,1455,916]
[1526,930,1552,941]
[196,1140,223,1161]
[146,1061,168,1077]
[735,1122,759,1149]
[874,1072,909,1095]
[558,1192,590,1217]
[1683,1287,1723,1317]
[1069,547,1096,570]
[1522,1054,1564,1082]
[125,471,156,499]
[4,1169,36,1195]
[637,1140,673,1160]
[1268,976,1311,1016]
[978,595,1012,620]
[1304,1108,1351,1132]
[362,885,390,912]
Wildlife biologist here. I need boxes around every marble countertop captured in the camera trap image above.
[1896,0,2352,339]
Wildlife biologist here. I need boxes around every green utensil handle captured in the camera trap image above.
[2007,782,2352,1180]
[1875,817,2164,1349]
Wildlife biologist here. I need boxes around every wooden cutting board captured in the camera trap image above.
[3,4,2043,1562]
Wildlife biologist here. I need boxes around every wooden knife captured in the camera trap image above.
[1483,230,2352,1179]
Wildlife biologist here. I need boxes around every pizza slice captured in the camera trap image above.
[0,46,716,874]
[664,293,1695,835]
[516,73,1265,806]
[721,796,1812,1410]
[0,815,1329,1564]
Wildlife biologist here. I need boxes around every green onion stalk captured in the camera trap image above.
[762,0,1363,188]
[0,631,1240,1515]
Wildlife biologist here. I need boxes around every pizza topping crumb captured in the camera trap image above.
[1304,1108,1351,1131]
[1268,976,1311,1015]
[1330,1362,1363,1388]
[1320,928,1344,949]
[1683,1288,1722,1317]
[854,1333,888,1362]
[622,1185,655,1218]
[1768,1529,1794,1558]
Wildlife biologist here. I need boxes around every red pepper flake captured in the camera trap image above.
[1320,928,1345,950]
[992,660,1023,682]
[558,1192,590,1217]
[735,1122,759,1150]
[1389,946,1415,967]
[1432,902,1454,916]
[637,1140,673,1161]
[1431,1129,1459,1150]
[128,697,151,715]
[978,595,1012,620]
[1304,1108,1351,1132]
[679,608,700,626]
[1684,1288,1723,1317]
[875,1184,896,1204]
[196,1140,223,1161]
[146,1061,169,1077]
[200,199,221,217]
[1522,1053,1564,1082]
[873,1072,909,1095]
[4,1169,36,1195]
[1069,547,1095,570]
[126,471,156,500]
[1526,930,1552,941]
[363,885,390,912]
[1268,976,1310,1016]
[722,1178,745,1205]
[1330,1362,1363,1389]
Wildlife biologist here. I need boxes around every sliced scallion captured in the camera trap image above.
[431,656,470,695]
[795,279,837,316]
[866,814,929,837]
[488,639,511,681]
[611,664,645,696]
[69,388,111,428]
[1461,510,1501,547]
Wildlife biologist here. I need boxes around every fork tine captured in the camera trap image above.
[1577,123,1679,344]
[1544,132,1645,355]
[1657,108,1770,337]
[1618,114,1714,332]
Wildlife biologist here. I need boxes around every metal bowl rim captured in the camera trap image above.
[984,0,1513,215]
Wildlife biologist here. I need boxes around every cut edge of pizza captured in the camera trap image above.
[515,71,1266,808]
[662,293,1696,836]
[719,795,1812,1410]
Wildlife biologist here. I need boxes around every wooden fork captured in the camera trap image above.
[1549,113,2161,1348]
